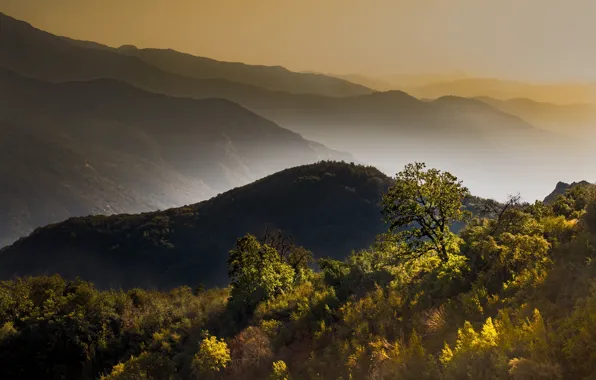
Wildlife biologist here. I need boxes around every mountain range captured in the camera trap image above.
[0,11,592,245]
[410,78,596,105]
[0,12,546,154]
[336,72,596,105]
[0,12,371,98]
[0,68,350,246]
[0,10,566,244]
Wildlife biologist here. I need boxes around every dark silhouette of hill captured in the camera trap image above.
[0,162,392,289]
[0,160,490,289]
[0,13,293,99]
[114,45,373,97]
[544,181,594,204]
[0,13,371,98]
[0,68,350,246]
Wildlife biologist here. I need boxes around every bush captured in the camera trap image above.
[192,333,231,377]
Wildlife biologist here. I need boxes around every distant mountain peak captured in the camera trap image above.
[544,180,594,203]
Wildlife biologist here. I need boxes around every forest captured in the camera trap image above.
[1,162,595,380]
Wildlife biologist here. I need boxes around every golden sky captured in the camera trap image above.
[2,0,595,82]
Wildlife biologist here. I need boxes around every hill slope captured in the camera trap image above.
[0,69,349,246]
[0,12,371,98]
[0,162,392,289]
[114,45,373,97]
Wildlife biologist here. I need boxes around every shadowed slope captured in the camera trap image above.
[0,162,391,289]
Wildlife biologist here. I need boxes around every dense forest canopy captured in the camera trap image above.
[2,163,595,379]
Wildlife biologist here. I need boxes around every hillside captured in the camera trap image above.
[0,69,349,246]
[0,162,392,289]
[114,46,373,97]
[0,12,371,99]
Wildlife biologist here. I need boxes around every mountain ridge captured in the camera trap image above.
[408,77,596,104]
[115,45,374,97]
[0,68,351,246]
[0,12,372,98]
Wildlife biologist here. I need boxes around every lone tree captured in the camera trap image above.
[382,162,470,262]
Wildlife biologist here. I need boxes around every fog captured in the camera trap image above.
[288,122,595,203]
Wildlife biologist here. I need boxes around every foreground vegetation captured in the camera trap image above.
[1,163,595,379]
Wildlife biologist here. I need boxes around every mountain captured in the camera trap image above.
[114,45,373,97]
[477,97,596,135]
[0,162,392,289]
[0,12,371,98]
[0,12,538,146]
[0,68,350,246]
[406,77,596,104]
[544,180,594,204]
[1,12,576,200]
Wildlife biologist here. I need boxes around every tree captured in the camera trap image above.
[269,360,292,380]
[101,352,177,380]
[192,333,231,378]
[259,228,313,280]
[228,234,295,309]
[552,183,596,219]
[382,162,470,262]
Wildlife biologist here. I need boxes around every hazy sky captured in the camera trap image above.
[2,0,595,82]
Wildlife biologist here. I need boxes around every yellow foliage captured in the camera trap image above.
[270,360,291,380]
[480,317,499,348]
[192,334,231,375]
[0,322,17,342]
